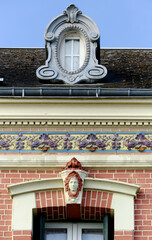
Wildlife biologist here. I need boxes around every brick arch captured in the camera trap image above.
[35,189,113,221]
[81,190,113,220]
[36,190,66,220]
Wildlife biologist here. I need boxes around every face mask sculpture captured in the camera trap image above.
[65,171,82,198]
[69,177,79,194]
[60,157,87,204]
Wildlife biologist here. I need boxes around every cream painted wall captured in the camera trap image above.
[12,193,36,230]
[111,193,134,231]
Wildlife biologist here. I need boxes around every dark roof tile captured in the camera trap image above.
[0,48,152,88]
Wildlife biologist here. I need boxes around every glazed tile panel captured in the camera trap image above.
[0,132,151,152]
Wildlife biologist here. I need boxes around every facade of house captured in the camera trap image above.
[0,4,152,240]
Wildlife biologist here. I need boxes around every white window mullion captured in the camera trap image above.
[72,223,78,240]
[68,223,73,240]
[71,39,74,71]
[78,223,82,240]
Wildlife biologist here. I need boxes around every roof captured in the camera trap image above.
[0,48,152,89]
[100,49,152,88]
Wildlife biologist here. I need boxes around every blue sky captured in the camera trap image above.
[0,0,152,48]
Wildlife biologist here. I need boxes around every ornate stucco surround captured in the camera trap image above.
[36,4,107,84]
[8,175,139,232]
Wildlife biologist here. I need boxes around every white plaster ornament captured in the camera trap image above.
[36,4,107,84]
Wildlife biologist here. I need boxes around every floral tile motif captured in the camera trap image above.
[0,132,152,153]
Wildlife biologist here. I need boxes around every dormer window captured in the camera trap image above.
[65,39,80,71]
[60,32,86,72]
[36,4,107,84]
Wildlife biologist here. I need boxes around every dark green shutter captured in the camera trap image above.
[103,213,114,240]
[32,211,45,240]
[40,214,45,240]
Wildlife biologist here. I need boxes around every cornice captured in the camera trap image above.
[0,97,152,126]
[8,177,139,197]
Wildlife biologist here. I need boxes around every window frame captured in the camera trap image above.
[65,38,80,71]
[45,222,72,240]
[59,32,86,73]
[45,222,104,240]
[32,212,113,240]
[77,222,104,240]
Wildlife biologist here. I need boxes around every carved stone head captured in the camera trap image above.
[65,171,83,198]
[60,157,87,204]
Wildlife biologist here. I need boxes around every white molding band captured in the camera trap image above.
[2,153,152,168]
[85,178,139,197]
[0,98,152,126]
[8,178,63,196]
[8,177,139,197]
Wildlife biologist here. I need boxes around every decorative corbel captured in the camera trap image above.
[60,157,87,204]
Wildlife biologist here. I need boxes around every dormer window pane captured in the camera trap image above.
[73,56,79,70]
[65,39,80,71]
[73,40,80,55]
[65,40,71,55]
[65,56,71,71]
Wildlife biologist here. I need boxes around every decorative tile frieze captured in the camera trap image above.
[0,132,152,153]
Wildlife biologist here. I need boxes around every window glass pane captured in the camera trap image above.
[73,56,79,70]
[82,229,103,240]
[65,40,71,55]
[65,56,71,71]
[45,228,67,240]
[73,40,80,55]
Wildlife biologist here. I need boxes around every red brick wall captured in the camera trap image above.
[13,231,32,240]
[0,169,152,240]
[115,231,134,240]
[36,191,66,220]
[81,190,113,220]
